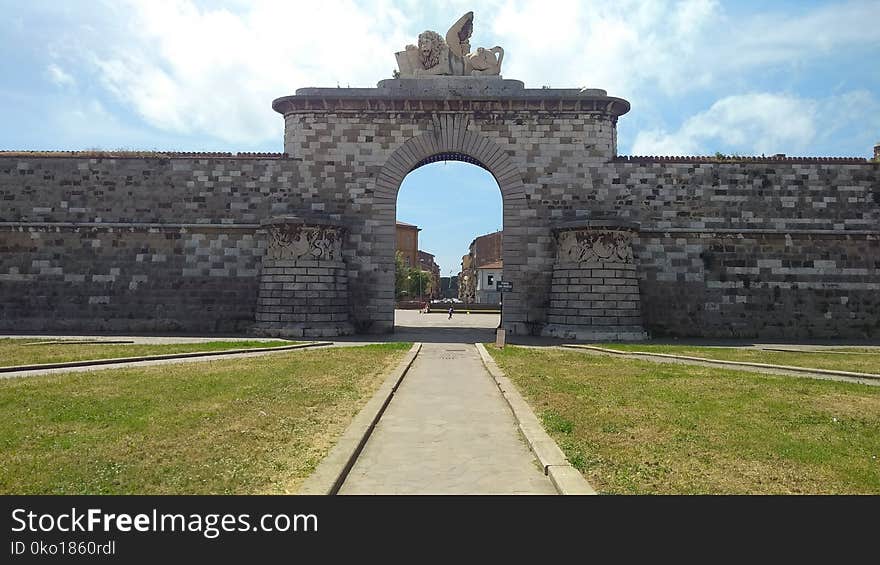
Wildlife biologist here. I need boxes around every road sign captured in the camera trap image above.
[496,281,513,292]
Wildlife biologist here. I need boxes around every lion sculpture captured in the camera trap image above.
[395,12,504,78]
[417,30,444,73]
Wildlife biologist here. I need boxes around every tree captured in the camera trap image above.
[407,269,433,300]
[395,251,411,299]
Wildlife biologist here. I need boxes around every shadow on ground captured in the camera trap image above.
[3,309,879,348]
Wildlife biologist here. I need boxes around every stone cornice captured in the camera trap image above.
[260,215,346,228]
[552,219,641,232]
[272,80,630,117]
[272,95,630,116]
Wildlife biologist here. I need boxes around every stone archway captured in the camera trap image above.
[373,121,527,333]
[270,78,633,339]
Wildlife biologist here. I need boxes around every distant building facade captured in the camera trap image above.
[459,230,503,304]
[396,221,440,300]
[475,260,503,304]
[417,250,441,299]
[396,221,420,268]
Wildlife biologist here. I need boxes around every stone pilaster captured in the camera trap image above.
[542,221,647,341]
[253,216,353,338]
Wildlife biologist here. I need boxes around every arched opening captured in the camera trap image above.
[359,126,529,338]
[394,157,503,336]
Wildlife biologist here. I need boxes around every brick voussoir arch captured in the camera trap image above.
[377,131,524,200]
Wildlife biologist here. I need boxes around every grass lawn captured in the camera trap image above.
[593,343,880,374]
[0,339,295,367]
[0,343,410,494]
[488,346,880,494]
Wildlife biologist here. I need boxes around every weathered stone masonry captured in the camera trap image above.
[0,155,294,333]
[1,77,878,338]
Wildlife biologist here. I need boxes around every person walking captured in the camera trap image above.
[448,306,454,319]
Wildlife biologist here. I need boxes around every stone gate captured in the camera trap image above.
[266,77,635,338]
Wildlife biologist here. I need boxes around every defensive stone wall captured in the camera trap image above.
[1,153,297,223]
[605,157,879,337]
[0,154,293,333]
[1,79,878,339]
[0,223,262,332]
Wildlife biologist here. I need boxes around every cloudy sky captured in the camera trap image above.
[2,0,878,278]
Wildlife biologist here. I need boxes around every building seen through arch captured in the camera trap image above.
[459,230,503,304]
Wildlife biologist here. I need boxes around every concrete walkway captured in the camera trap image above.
[339,343,556,494]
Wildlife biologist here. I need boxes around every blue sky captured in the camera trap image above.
[1,0,878,275]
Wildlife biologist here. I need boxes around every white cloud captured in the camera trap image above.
[47,64,75,88]
[631,90,880,156]
[77,0,414,144]
[44,0,880,147]
[489,0,880,99]
[491,0,722,95]
[723,1,880,70]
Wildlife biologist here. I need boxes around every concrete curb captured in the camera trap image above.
[298,342,422,495]
[0,342,332,374]
[475,342,596,495]
[561,344,880,381]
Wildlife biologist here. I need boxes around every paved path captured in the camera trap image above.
[339,343,556,494]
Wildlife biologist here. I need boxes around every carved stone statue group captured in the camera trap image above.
[395,12,504,77]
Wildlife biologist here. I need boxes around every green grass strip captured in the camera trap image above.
[488,345,880,494]
[0,343,411,494]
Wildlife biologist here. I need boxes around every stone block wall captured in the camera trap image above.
[1,80,878,339]
[594,158,880,338]
[0,154,296,333]
[253,258,349,337]
[635,230,880,338]
[0,223,262,333]
[0,154,301,224]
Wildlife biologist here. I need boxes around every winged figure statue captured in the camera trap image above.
[395,12,504,78]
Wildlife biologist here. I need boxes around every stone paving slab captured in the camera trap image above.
[338,343,556,495]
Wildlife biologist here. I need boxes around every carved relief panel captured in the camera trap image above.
[266,224,343,262]
[556,229,635,264]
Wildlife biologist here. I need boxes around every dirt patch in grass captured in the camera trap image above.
[595,343,880,374]
[489,346,880,494]
[0,339,294,367]
[0,343,410,494]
